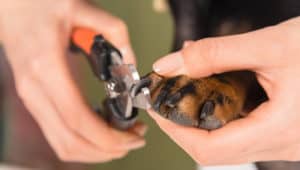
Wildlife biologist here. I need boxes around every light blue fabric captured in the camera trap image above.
[199,163,257,170]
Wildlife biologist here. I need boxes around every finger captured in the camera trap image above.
[40,59,145,152]
[73,1,136,65]
[15,76,128,162]
[209,101,287,157]
[129,121,148,136]
[182,40,194,48]
[148,103,275,165]
[147,109,211,163]
[153,25,283,78]
[36,40,145,153]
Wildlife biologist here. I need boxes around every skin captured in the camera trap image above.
[0,0,147,163]
[150,16,300,165]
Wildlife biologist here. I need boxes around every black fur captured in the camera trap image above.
[169,0,300,49]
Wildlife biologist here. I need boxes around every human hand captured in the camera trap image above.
[0,0,145,163]
[149,16,300,165]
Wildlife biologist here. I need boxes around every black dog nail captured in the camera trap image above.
[199,100,215,119]
[165,83,195,108]
[131,77,152,97]
[153,77,179,111]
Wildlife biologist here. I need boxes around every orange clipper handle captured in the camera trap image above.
[72,27,98,54]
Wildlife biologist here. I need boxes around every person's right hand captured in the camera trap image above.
[0,0,145,163]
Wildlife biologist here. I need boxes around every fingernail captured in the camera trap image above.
[134,125,148,136]
[153,52,184,74]
[125,140,146,150]
[183,40,194,48]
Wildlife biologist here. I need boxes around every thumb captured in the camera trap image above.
[72,1,136,64]
[153,25,282,78]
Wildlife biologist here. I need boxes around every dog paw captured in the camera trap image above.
[143,72,247,130]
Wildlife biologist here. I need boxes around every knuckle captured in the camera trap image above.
[26,53,58,78]
[14,74,33,99]
[195,38,222,74]
[54,0,76,18]
[13,56,55,99]
[65,140,80,155]
[102,129,122,147]
[194,154,211,166]
[289,156,300,162]
[14,57,46,79]
[199,38,221,57]
[61,109,79,127]
[112,151,128,160]
[27,59,45,77]
[182,38,223,76]
[56,148,73,162]
[194,152,216,166]
[56,151,71,162]
[66,120,79,132]
[110,19,128,35]
[99,157,113,163]
[102,139,120,151]
[60,151,74,162]
[287,147,300,161]
[56,142,79,162]
[192,145,215,166]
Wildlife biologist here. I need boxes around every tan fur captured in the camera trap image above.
[145,71,260,130]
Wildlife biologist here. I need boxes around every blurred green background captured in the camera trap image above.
[79,0,196,170]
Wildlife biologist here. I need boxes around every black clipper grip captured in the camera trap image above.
[104,98,138,131]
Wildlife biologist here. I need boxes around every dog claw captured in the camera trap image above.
[131,77,152,97]
[199,100,215,119]
[165,83,195,108]
[153,90,168,112]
